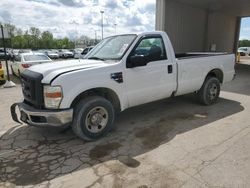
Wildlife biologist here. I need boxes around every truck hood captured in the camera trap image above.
[28,59,111,79]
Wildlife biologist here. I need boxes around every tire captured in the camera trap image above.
[198,77,220,105]
[72,96,115,141]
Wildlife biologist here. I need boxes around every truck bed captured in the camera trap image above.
[176,52,229,59]
[175,53,235,96]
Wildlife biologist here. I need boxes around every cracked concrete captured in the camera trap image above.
[1,62,250,188]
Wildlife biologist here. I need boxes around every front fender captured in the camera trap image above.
[60,84,126,111]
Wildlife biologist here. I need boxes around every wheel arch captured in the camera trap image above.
[70,87,121,113]
[206,69,224,83]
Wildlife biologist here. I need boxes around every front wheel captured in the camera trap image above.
[72,96,115,141]
[198,77,220,105]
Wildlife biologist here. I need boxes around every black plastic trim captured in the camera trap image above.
[21,70,44,109]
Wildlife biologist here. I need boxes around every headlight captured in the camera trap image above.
[44,85,63,109]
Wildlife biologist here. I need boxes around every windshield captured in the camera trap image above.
[85,34,136,60]
[24,54,50,61]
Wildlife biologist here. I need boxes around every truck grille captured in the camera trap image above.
[20,70,44,109]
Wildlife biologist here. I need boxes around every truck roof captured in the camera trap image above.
[107,31,167,38]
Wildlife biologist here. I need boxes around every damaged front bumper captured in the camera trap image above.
[11,102,73,128]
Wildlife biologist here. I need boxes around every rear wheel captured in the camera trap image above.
[198,77,220,105]
[72,96,115,141]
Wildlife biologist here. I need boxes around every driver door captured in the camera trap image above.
[123,35,176,107]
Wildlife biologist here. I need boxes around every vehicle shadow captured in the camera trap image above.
[0,95,244,186]
[222,63,250,96]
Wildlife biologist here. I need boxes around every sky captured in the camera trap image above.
[0,0,250,40]
[240,17,250,40]
[0,0,156,39]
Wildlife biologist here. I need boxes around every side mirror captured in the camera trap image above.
[127,55,147,68]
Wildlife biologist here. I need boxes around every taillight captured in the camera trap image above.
[21,64,31,68]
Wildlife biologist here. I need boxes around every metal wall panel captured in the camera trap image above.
[206,12,237,52]
[163,1,207,53]
[156,0,239,53]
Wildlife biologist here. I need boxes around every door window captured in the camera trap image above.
[132,36,167,62]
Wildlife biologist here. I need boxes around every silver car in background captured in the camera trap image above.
[58,49,74,58]
[45,50,59,59]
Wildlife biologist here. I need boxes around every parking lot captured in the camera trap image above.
[0,58,250,187]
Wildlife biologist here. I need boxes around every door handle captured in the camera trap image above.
[168,65,173,74]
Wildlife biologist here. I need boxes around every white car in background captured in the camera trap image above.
[73,48,83,59]
[58,49,74,58]
[13,49,20,56]
[45,50,59,59]
[18,49,33,55]
[238,47,250,56]
[11,53,52,76]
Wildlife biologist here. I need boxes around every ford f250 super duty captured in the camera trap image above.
[11,31,235,140]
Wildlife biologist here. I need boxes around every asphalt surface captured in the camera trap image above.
[0,59,250,188]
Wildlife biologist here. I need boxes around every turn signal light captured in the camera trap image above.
[43,85,63,109]
[45,92,62,98]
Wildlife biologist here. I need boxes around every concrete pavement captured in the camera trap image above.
[0,62,250,188]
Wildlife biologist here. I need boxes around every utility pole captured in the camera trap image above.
[94,30,97,44]
[100,10,104,40]
[0,24,15,88]
[114,23,117,35]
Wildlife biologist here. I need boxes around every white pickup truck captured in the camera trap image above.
[11,31,235,140]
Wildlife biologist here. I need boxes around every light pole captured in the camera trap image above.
[69,20,79,48]
[1,24,15,88]
[100,10,104,40]
[114,23,117,35]
[94,30,98,44]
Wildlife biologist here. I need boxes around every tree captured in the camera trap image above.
[30,27,41,38]
[239,40,250,47]
[41,31,53,49]
[0,22,90,49]
[29,27,41,49]
[16,28,23,36]
[4,23,16,37]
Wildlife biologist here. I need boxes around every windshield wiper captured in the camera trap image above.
[88,57,105,61]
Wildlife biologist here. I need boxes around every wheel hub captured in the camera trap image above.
[85,106,108,133]
[209,83,218,100]
[90,113,103,125]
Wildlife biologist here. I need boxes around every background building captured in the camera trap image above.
[156,0,250,53]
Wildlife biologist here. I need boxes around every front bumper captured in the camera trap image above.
[11,102,73,128]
